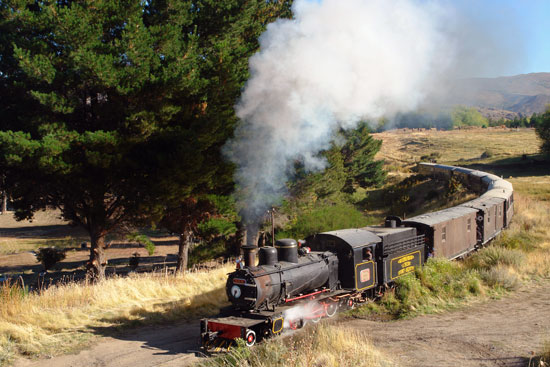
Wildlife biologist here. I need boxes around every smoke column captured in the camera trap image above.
[224,0,456,234]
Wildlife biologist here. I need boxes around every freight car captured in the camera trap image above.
[200,163,514,351]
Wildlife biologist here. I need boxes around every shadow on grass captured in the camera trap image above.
[88,287,228,356]
[459,154,550,178]
[0,224,88,239]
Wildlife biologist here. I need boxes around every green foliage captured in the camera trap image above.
[389,258,483,317]
[0,0,292,277]
[341,122,386,190]
[283,122,385,233]
[35,247,66,271]
[535,106,550,155]
[278,203,376,240]
[188,238,229,267]
[349,258,484,319]
[451,106,488,128]
[126,233,155,256]
[197,218,237,240]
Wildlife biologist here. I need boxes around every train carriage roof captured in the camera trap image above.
[308,228,381,249]
[460,196,505,211]
[403,206,477,226]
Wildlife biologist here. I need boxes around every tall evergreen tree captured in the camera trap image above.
[0,0,291,280]
[535,106,550,156]
[341,122,386,191]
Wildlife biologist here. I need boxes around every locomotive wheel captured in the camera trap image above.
[325,302,338,318]
[245,329,256,347]
[346,299,355,310]
[289,318,306,330]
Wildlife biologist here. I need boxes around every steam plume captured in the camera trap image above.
[224,0,455,230]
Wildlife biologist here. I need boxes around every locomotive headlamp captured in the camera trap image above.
[230,285,241,299]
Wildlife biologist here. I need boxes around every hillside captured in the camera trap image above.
[448,72,550,118]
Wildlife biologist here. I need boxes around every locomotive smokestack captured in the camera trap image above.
[241,245,258,267]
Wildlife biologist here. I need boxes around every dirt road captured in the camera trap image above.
[349,280,550,367]
[14,281,550,367]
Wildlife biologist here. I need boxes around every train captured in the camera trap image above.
[200,163,514,351]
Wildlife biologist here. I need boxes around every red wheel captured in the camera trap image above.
[347,299,355,310]
[245,329,256,347]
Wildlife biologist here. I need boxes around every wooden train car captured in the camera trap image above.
[402,207,477,259]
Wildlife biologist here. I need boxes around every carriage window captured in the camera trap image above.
[499,206,502,217]
[442,227,446,242]
[467,218,471,232]
[487,211,491,223]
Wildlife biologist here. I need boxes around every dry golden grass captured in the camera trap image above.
[0,237,81,255]
[0,264,232,364]
[202,324,394,367]
[500,193,550,279]
[373,128,539,168]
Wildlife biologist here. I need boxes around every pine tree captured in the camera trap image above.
[0,0,291,280]
[535,106,550,156]
[341,122,386,191]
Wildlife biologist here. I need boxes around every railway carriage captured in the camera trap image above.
[460,196,506,245]
[402,207,477,259]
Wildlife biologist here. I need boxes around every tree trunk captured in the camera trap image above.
[87,232,107,281]
[1,192,7,214]
[176,231,191,274]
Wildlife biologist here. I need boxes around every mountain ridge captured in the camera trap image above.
[449,72,550,118]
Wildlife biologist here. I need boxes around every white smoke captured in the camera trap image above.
[224,0,456,227]
[282,301,325,330]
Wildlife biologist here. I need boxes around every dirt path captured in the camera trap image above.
[349,280,550,367]
[13,281,550,367]
[14,322,202,367]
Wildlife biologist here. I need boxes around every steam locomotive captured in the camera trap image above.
[200,163,514,350]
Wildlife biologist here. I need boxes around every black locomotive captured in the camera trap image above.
[200,163,514,350]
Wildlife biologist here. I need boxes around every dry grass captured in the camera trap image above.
[373,128,539,168]
[0,237,80,255]
[0,264,232,364]
[497,193,550,279]
[201,324,394,367]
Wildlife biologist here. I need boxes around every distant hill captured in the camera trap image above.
[448,72,550,119]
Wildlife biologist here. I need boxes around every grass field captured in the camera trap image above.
[373,127,540,169]
[0,264,232,365]
[1,127,549,366]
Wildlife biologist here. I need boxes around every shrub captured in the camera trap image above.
[493,231,537,252]
[35,247,66,271]
[465,246,525,271]
[480,150,493,158]
[278,203,375,240]
[479,266,519,291]
[364,258,486,318]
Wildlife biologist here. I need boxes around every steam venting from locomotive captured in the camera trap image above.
[223,0,455,229]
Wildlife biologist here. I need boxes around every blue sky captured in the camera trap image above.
[456,0,550,76]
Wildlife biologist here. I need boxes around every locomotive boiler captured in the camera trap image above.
[227,239,339,311]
